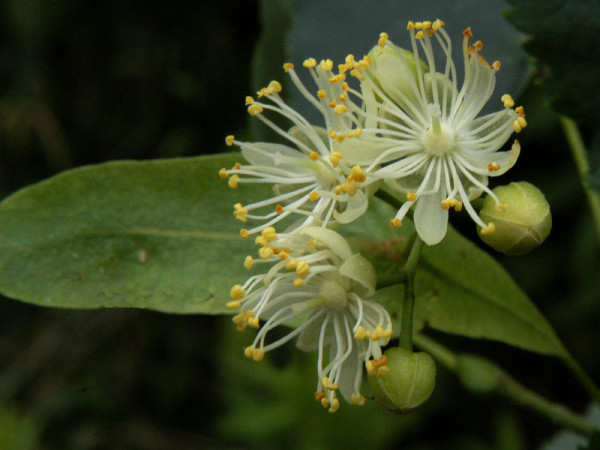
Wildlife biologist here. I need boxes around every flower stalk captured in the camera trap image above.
[399,234,424,351]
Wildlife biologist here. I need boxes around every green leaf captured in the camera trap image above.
[505,0,600,129]
[0,153,268,313]
[350,195,566,357]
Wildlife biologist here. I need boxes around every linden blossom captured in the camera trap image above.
[338,21,524,245]
[227,227,392,412]
[219,58,379,238]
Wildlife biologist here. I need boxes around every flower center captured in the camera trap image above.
[423,104,455,157]
[319,279,348,311]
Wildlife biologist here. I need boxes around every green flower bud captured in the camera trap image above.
[368,347,436,411]
[478,182,552,256]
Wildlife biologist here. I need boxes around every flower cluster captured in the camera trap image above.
[228,227,392,412]
[222,19,525,411]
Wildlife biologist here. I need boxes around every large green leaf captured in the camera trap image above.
[353,197,567,357]
[0,153,266,313]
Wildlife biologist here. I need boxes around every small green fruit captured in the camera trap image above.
[368,347,436,411]
[478,181,551,256]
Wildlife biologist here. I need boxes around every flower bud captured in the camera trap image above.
[478,182,551,256]
[368,347,436,411]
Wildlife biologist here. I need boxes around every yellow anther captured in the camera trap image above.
[492,61,501,71]
[350,165,366,182]
[441,199,451,210]
[463,27,473,39]
[341,81,349,90]
[232,312,246,324]
[422,21,432,30]
[218,168,228,179]
[351,393,366,405]
[448,199,458,208]
[328,100,337,108]
[256,87,267,98]
[328,398,340,413]
[432,19,445,31]
[338,92,347,102]
[322,376,339,391]
[415,30,425,39]
[275,204,284,214]
[255,236,268,247]
[247,104,263,116]
[347,128,362,138]
[296,260,310,276]
[278,251,289,260]
[309,191,320,202]
[329,74,345,83]
[243,255,254,270]
[307,239,317,251]
[252,348,265,361]
[328,129,336,139]
[268,80,282,93]
[248,316,260,329]
[245,96,254,105]
[481,222,496,235]
[329,151,343,167]
[293,277,305,288]
[370,325,384,341]
[226,300,241,310]
[230,284,246,300]
[309,151,320,161]
[501,94,514,108]
[378,32,389,47]
[233,209,248,223]
[406,192,417,202]
[334,104,348,115]
[232,162,242,170]
[414,21,423,29]
[365,360,376,376]
[474,40,483,51]
[513,119,522,133]
[390,218,402,228]
[303,57,317,68]
[261,226,277,241]
[320,397,329,408]
[515,106,525,117]
[454,201,463,212]
[407,21,415,30]
[286,258,298,270]
[225,135,235,146]
[244,346,254,358]
[377,366,391,377]
[315,391,326,402]
[258,246,274,259]
[317,90,326,99]
[320,59,334,71]
[334,185,344,195]
[336,134,346,143]
[383,328,393,339]
[354,325,366,340]
[495,203,508,211]
[228,174,240,189]
[240,228,249,238]
[518,116,527,129]
[283,62,294,72]
[488,162,501,171]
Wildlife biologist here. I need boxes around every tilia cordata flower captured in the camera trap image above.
[219,58,378,238]
[339,20,526,245]
[227,227,392,412]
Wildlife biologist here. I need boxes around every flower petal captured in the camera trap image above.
[414,189,449,245]
[339,253,376,295]
[299,227,352,261]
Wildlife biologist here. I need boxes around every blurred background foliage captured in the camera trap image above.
[0,0,598,449]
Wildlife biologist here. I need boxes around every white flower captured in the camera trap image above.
[227,226,392,412]
[219,58,378,238]
[340,21,525,245]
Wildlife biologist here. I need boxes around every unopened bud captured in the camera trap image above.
[368,347,436,411]
[478,182,551,256]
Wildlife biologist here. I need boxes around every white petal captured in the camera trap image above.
[335,136,390,166]
[339,253,376,295]
[333,190,368,224]
[299,227,352,261]
[336,344,362,403]
[414,189,449,245]
[296,313,331,352]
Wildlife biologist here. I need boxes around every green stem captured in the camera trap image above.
[414,334,598,437]
[398,236,424,351]
[560,116,600,242]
